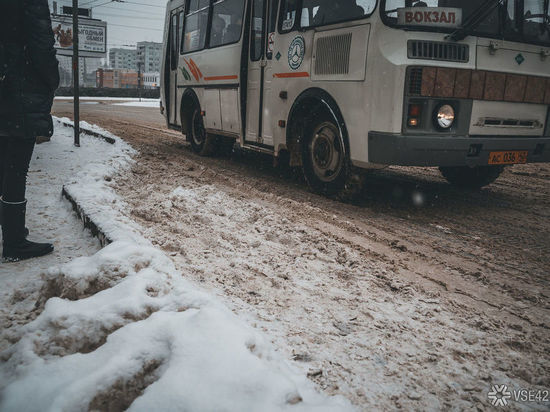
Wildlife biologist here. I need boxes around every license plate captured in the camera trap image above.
[488,151,528,165]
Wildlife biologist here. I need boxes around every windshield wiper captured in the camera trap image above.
[446,0,504,42]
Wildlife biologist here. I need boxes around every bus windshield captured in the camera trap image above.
[381,0,550,46]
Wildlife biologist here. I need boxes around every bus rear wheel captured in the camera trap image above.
[188,107,216,156]
[439,166,504,189]
[302,118,360,199]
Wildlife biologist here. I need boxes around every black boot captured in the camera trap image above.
[2,200,53,262]
[0,200,29,237]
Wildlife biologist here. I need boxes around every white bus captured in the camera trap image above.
[161,0,550,196]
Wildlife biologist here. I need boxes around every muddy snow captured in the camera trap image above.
[118,154,550,410]
[17,105,550,410]
[0,121,351,411]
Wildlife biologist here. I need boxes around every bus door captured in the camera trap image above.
[167,9,184,126]
[245,0,278,147]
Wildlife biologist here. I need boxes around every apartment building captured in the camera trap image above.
[137,42,162,73]
[109,48,137,71]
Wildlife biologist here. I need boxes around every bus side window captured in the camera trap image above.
[523,0,549,41]
[266,0,279,59]
[182,0,210,53]
[356,0,377,14]
[171,14,178,70]
[188,0,210,10]
[209,0,246,48]
[301,0,375,28]
[279,0,298,32]
[179,11,184,54]
[251,0,266,61]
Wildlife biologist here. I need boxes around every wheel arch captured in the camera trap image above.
[285,88,350,167]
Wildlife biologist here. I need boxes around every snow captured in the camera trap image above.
[114,101,161,108]
[0,120,352,411]
[0,121,108,349]
[2,243,347,411]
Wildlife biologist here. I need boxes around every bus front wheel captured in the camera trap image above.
[302,118,361,199]
[439,166,505,189]
[188,107,216,156]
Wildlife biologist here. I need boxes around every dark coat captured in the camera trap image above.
[0,0,60,139]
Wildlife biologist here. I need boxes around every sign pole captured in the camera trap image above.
[72,0,80,147]
[138,62,142,102]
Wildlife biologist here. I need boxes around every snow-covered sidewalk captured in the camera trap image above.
[0,120,351,411]
[0,122,105,349]
[54,97,159,102]
[113,101,160,108]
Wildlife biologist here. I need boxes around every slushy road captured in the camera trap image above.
[53,98,550,410]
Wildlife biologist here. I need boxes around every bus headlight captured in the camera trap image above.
[435,104,455,129]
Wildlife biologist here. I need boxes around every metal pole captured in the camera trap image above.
[72,0,80,147]
[138,62,142,102]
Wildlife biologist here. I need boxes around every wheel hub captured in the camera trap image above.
[310,123,344,183]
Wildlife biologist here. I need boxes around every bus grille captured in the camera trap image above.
[406,66,550,105]
[408,67,424,95]
[408,40,469,63]
[314,33,353,76]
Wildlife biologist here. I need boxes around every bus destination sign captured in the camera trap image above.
[398,7,462,28]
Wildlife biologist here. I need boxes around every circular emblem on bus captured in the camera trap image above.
[288,36,305,70]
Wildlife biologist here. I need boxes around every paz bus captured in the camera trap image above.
[160,0,550,197]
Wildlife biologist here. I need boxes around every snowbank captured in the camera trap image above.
[0,120,352,411]
[0,120,115,353]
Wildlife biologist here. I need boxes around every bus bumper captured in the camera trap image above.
[367,132,550,167]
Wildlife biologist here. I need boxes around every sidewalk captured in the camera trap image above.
[0,121,111,350]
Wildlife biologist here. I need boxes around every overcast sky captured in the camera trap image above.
[50,0,168,49]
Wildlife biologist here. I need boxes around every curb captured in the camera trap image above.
[61,187,112,248]
[58,120,116,145]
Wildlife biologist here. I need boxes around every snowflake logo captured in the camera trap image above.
[488,385,512,407]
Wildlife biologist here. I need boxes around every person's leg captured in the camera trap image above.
[2,137,35,203]
[0,138,5,225]
[0,137,30,236]
[0,138,5,191]
[2,137,53,261]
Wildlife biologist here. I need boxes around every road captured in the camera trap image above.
[53,100,550,410]
[54,99,165,129]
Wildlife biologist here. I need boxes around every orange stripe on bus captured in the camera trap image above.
[273,72,310,78]
[189,58,203,79]
[204,75,239,81]
[184,58,200,82]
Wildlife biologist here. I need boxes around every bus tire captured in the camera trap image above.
[302,117,360,199]
[439,166,504,189]
[188,106,216,156]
